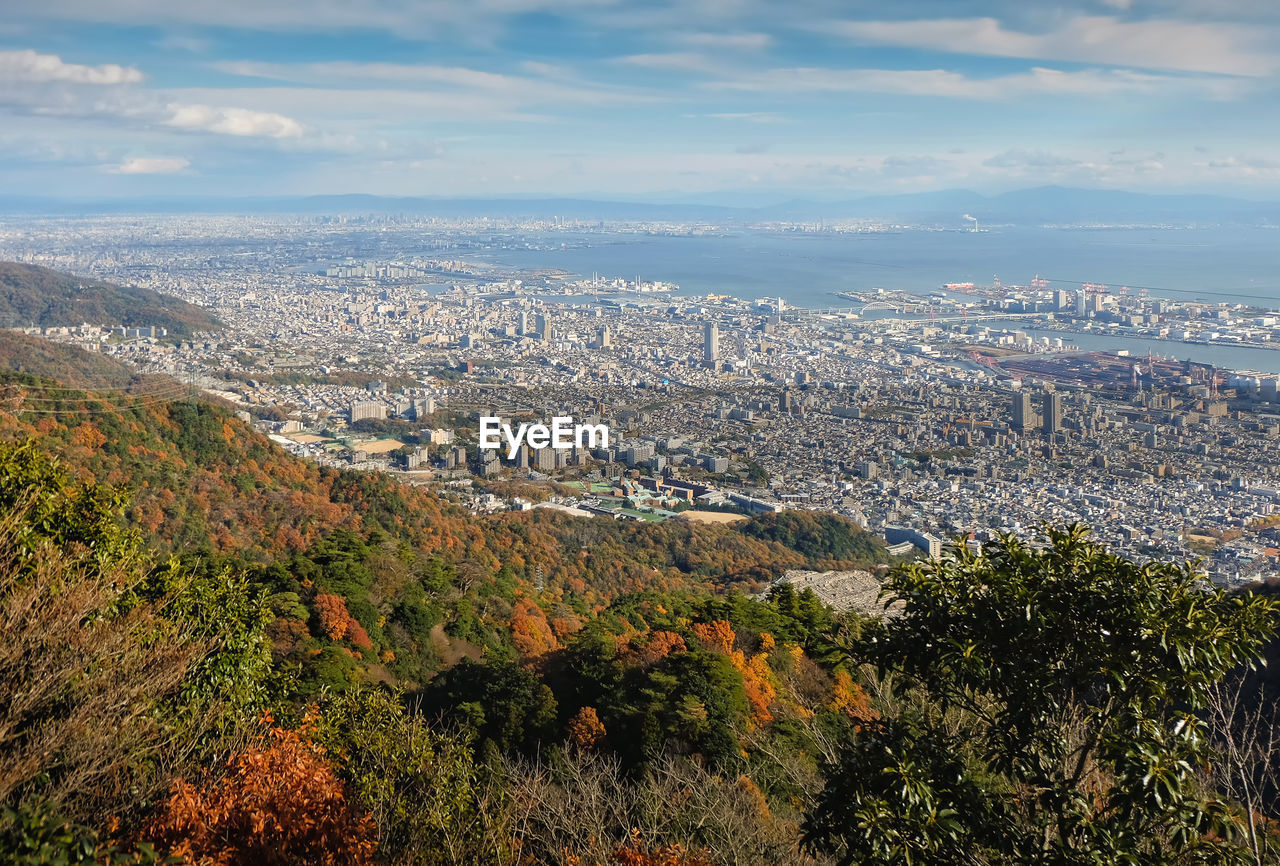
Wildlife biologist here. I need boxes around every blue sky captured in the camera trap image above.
[1,0,1277,201]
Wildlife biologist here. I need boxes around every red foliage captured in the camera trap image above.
[313,593,371,648]
[142,713,377,865]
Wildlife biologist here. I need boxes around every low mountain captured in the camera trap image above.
[5,186,1277,225]
[0,329,137,389]
[0,341,885,692]
[0,261,221,336]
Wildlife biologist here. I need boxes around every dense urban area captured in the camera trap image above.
[4,212,1280,585]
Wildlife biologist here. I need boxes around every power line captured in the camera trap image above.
[0,385,190,403]
[0,382,192,403]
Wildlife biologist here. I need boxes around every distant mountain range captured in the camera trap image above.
[1,186,1278,225]
[0,261,221,336]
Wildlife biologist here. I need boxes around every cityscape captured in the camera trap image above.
[4,212,1280,585]
[6,0,1280,861]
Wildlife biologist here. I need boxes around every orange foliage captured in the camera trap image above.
[511,598,559,657]
[313,593,371,648]
[143,713,376,865]
[70,422,107,449]
[692,620,775,724]
[314,593,351,641]
[690,620,734,655]
[736,775,771,819]
[567,705,606,750]
[638,630,687,666]
[550,615,583,641]
[831,670,878,724]
[732,649,777,725]
[613,832,713,866]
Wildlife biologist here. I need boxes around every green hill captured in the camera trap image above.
[0,329,138,389]
[0,261,221,336]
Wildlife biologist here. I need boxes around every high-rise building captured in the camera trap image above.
[409,397,436,421]
[704,321,719,362]
[533,447,556,472]
[1012,392,1034,432]
[350,401,387,422]
[518,311,529,335]
[598,325,612,349]
[1075,290,1087,317]
[535,312,550,342]
[1042,391,1063,435]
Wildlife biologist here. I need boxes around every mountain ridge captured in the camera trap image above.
[0,261,221,337]
[1,185,1277,224]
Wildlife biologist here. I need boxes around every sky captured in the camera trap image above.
[1,0,1278,202]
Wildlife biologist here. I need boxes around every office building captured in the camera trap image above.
[704,321,719,362]
[1012,392,1034,432]
[1042,391,1063,435]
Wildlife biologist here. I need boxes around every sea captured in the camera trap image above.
[463,224,1280,373]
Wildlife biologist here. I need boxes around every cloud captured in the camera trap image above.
[108,156,189,174]
[831,16,1277,77]
[677,32,771,50]
[0,49,309,144]
[705,65,1239,100]
[164,103,304,137]
[1200,155,1280,178]
[0,49,143,85]
[155,34,211,53]
[984,149,1082,169]
[212,60,644,107]
[616,52,722,74]
[881,154,948,176]
[701,112,784,123]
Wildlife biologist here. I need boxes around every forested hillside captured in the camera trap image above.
[3,351,1280,864]
[0,261,221,335]
[0,330,137,388]
[0,361,885,694]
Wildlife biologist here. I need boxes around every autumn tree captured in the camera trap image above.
[568,706,607,750]
[143,712,377,866]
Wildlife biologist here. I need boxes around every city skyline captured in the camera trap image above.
[1,1,1279,200]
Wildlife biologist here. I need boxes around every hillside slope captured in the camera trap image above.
[0,329,137,389]
[0,338,885,692]
[0,261,221,336]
